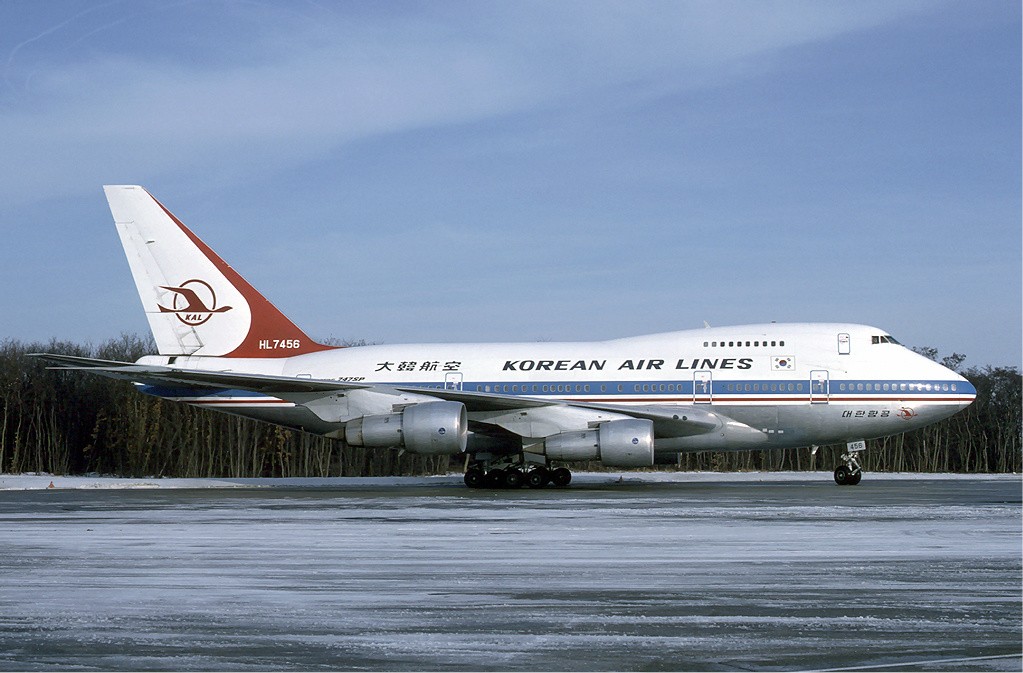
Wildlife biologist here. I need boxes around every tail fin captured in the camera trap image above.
[104,185,335,358]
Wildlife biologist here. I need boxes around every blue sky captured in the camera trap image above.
[1,0,1019,367]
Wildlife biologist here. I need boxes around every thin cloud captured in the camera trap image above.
[0,1,927,205]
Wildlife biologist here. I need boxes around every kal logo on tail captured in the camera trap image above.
[157,279,232,326]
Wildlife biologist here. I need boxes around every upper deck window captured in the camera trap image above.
[704,338,786,348]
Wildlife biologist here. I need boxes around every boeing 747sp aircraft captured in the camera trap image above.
[35,186,976,487]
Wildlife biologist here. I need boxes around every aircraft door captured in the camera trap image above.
[693,371,712,404]
[444,372,463,391]
[838,333,851,355]
[810,370,829,404]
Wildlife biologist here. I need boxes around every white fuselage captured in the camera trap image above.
[139,322,975,452]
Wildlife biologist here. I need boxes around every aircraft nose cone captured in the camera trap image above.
[955,372,977,406]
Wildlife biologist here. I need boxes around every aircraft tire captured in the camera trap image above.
[526,467,549,489]
[485,469,507,488]
[847,470,862,486]
[834,465,850,485]
[551,467,572,487]
[464,468,485,489]
[504,469,524,489]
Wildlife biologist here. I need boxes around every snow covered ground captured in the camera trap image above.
[1,470,1017,490]
[0,473,1019,671]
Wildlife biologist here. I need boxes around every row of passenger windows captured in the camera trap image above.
[727,383,803,392]
[839,382,956,392]
[704,340,784,348]
[479,383,610,394]
[471,381,959,394]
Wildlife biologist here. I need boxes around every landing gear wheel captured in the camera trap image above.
[847,470,862,486]
[503,469,524,489]
[834,465,850,485]
[464,468,485,489]
[526,467,549,489]
[551,467,572,487]
[485,469,507,488]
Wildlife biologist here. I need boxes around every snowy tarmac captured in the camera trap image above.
[0,472,1019,671]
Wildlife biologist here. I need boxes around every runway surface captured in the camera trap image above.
[0,473,1019,671]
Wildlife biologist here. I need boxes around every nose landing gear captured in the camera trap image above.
[834,449,862,486]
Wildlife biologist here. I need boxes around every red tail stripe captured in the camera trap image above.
[146,190,337,358]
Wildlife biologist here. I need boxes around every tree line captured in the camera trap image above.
[0,334,1019,477]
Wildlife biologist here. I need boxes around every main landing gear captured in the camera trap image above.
[463,461,572,489]
[833,449,863,486]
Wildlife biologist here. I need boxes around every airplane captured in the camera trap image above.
[34,186,977,488]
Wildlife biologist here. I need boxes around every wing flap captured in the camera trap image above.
[391,385,557,411]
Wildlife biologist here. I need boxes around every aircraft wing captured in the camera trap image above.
[392,385,724,437]
[30,353,368,394]
[33,353,565,408]
[33,354,733,439]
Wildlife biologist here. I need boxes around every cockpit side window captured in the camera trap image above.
[872,335,901,345]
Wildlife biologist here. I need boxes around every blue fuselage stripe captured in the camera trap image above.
[139,378,975,402]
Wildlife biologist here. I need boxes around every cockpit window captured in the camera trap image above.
[872,335,901,345]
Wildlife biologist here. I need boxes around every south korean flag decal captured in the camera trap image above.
[772,356,795,371]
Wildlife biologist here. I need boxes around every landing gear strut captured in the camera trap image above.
[834,450,862,486]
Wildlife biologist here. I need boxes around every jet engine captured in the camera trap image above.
[544,419,654,467]
[345,401,467,455]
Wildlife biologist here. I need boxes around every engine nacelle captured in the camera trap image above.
[345,401,467,455]
[544,419,655,467]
